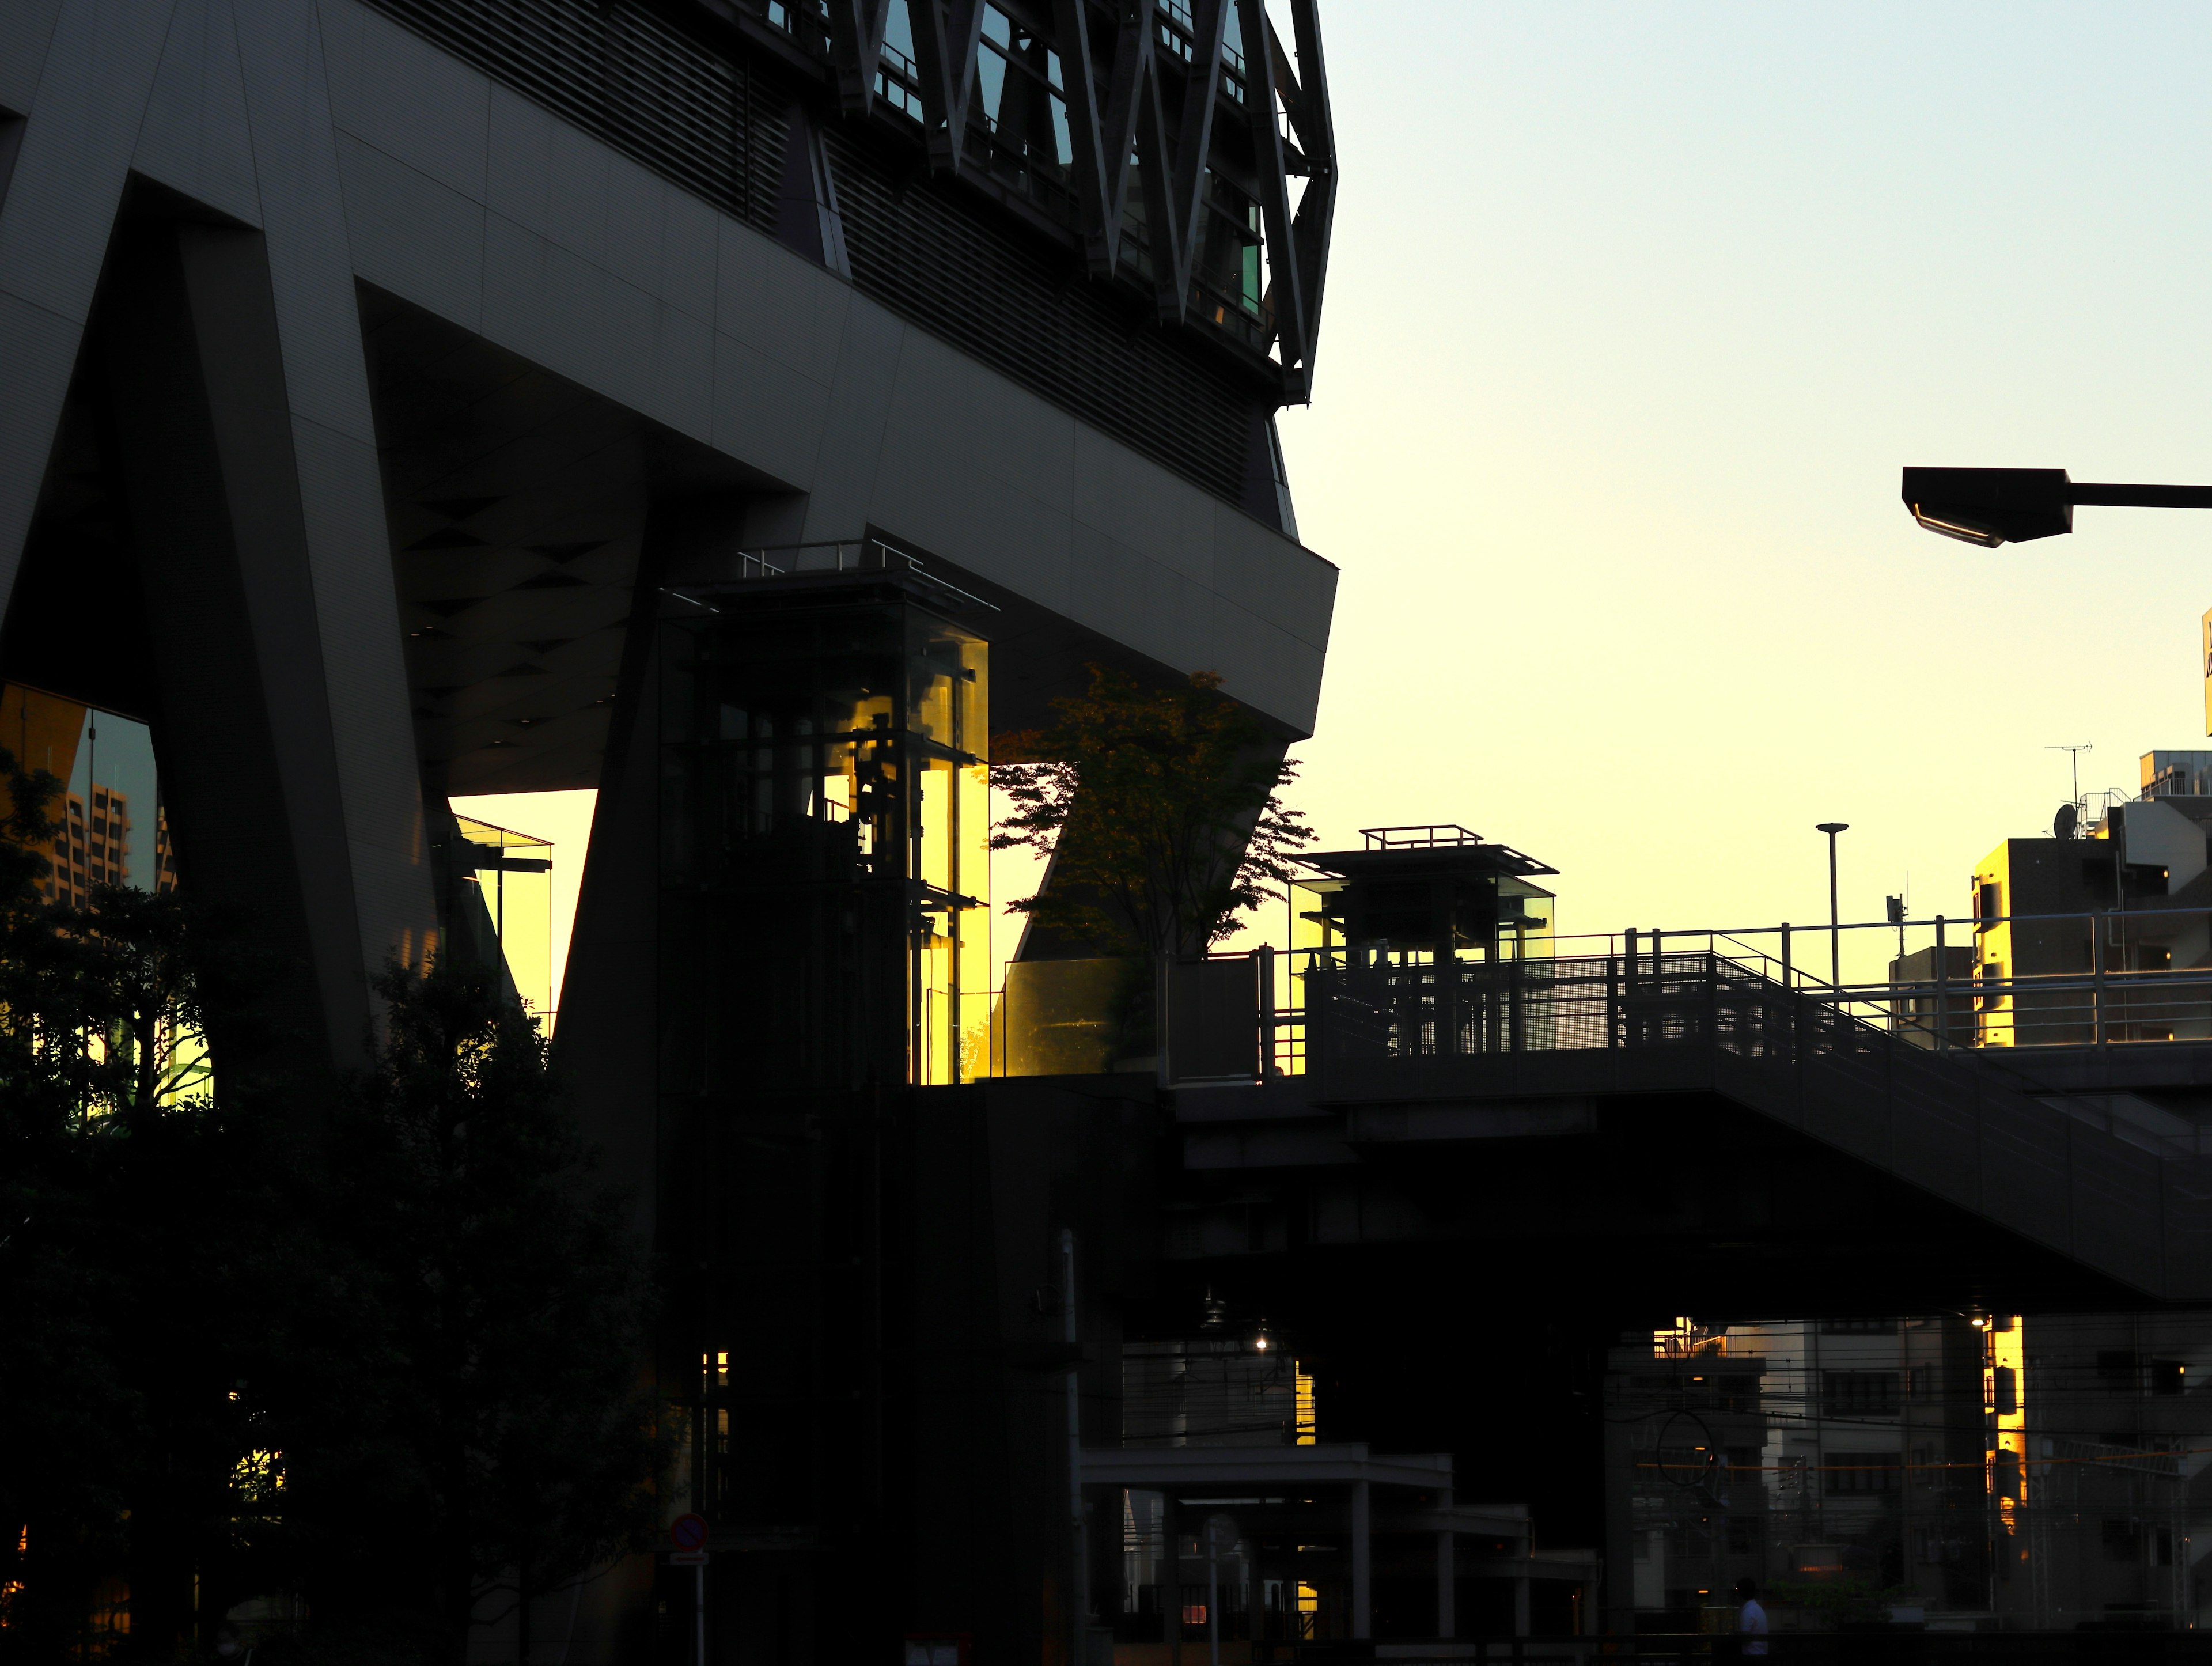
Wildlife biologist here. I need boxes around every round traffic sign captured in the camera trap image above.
[671,1513,708,1551]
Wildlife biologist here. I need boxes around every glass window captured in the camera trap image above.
[1823,1452,1900,1495]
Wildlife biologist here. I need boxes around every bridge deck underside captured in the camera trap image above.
[1166,1035,2212,1312]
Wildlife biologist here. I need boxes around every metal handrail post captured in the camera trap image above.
[1626,929,1639,1047]
[2092,911,2106,1048]
[1934,917,1947,1054]
[1258,945,1276,1077]
[1509,949,1524,1054]
[1779,922,1793,1059]
[1607,955,1619,1048]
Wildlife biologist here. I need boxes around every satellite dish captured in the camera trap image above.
[2055,802,2080,840]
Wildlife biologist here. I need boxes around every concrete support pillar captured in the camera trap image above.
[0,0,174,611]
[1514,1574,1531,1639]
[1435,1530,1455,1639]
[1350,1480,1371,1641]
[225,0,437,999]
[99,214,431,1064]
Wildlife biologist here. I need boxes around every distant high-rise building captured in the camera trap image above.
[46,784,177,906]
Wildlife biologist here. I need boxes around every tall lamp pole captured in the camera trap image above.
[1816,823,1849,989]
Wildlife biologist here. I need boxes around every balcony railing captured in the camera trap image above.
[1100,902,2212,1103]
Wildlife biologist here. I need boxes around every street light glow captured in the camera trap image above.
[1909,506,2008,548]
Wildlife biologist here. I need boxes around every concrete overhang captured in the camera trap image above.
[319,0,1335,756]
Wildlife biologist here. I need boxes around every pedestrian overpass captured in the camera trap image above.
[1148,914,2212,1309]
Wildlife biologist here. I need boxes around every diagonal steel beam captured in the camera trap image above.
[1239,0,1306,390]
[1282,0,1336,378]
[1052,0,1120,273]
[907,0,987,173]
[826,0,894,117]
[1155,0,1229,323]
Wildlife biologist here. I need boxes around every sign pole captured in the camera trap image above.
[668,1512,710,1666]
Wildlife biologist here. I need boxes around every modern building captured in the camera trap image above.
[1610,1311,2212,1635]
[1108,1323,1597,1652]
[1608,1316,2002,1634]
[1965,754,2212,1047]
[0,0,1336,1658]
[0,681,177,904]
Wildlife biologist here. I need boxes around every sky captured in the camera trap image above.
[471,3,2212,998]
[1270,0,2212,982]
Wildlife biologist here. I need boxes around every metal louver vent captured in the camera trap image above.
[365,0,781,224]
[822,128,1253,505]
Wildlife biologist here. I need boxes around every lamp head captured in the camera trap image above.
[1902,467,2073,548]
[1816,822,1849,835]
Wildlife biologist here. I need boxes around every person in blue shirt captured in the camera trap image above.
[1734,1577,1769,1657]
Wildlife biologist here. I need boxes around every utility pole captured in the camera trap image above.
[1816,823,1849,989]
[1060,1229,1090,1664]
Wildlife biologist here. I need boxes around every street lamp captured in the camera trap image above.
[1816,822,1849,989]
[1901,467,2212,548]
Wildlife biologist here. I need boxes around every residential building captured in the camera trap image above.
[1967,752,2212,1046]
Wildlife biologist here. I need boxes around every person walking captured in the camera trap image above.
[1734,1577,1769,1658]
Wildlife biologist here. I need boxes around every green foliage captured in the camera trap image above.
[276,961,664,1657]
[0,761,660,1663]
[1764,1576,1910,1624]
[990,666,1312,959]
[0,749,299,1658]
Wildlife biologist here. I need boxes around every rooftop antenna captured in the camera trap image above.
[2048,743,2092,811]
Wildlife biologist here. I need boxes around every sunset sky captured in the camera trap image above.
[1274,0,2212,981]
[471,1,2212,1001]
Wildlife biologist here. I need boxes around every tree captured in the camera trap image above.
[279,962,664,1665]
[0,752,297,1661]
[0,750,660,1663]
[990,665,1312,959]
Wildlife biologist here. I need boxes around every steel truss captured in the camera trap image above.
[693,0,1336,401]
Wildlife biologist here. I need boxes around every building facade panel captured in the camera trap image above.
[711,201,851,386]
[316,0,492,200]
[137,0,266,229]
[0,0,63,112]
[787,295,909,531]
[0,0,166,323]
[333,132,490,334]
[707,317,837,488]
[0,0,167,605]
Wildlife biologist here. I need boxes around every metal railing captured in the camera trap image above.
[1234,902,2212,1081]
[666,538,999,612]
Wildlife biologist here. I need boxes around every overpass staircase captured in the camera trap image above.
[1166,948,2212,1300]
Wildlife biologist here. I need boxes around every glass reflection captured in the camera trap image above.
[451,814,555,1025]
[661,586,990,1094]
[0,681,175,903]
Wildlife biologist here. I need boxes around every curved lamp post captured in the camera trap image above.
[1902,467,2212,547]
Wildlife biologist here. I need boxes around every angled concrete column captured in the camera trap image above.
[1349,1479,1370,1640]
[0,0,175,611]
[99,218,412,1062]
[1435,1529,1455,1639]
[1514,1573,1531,1638]
[221,0,433,998]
